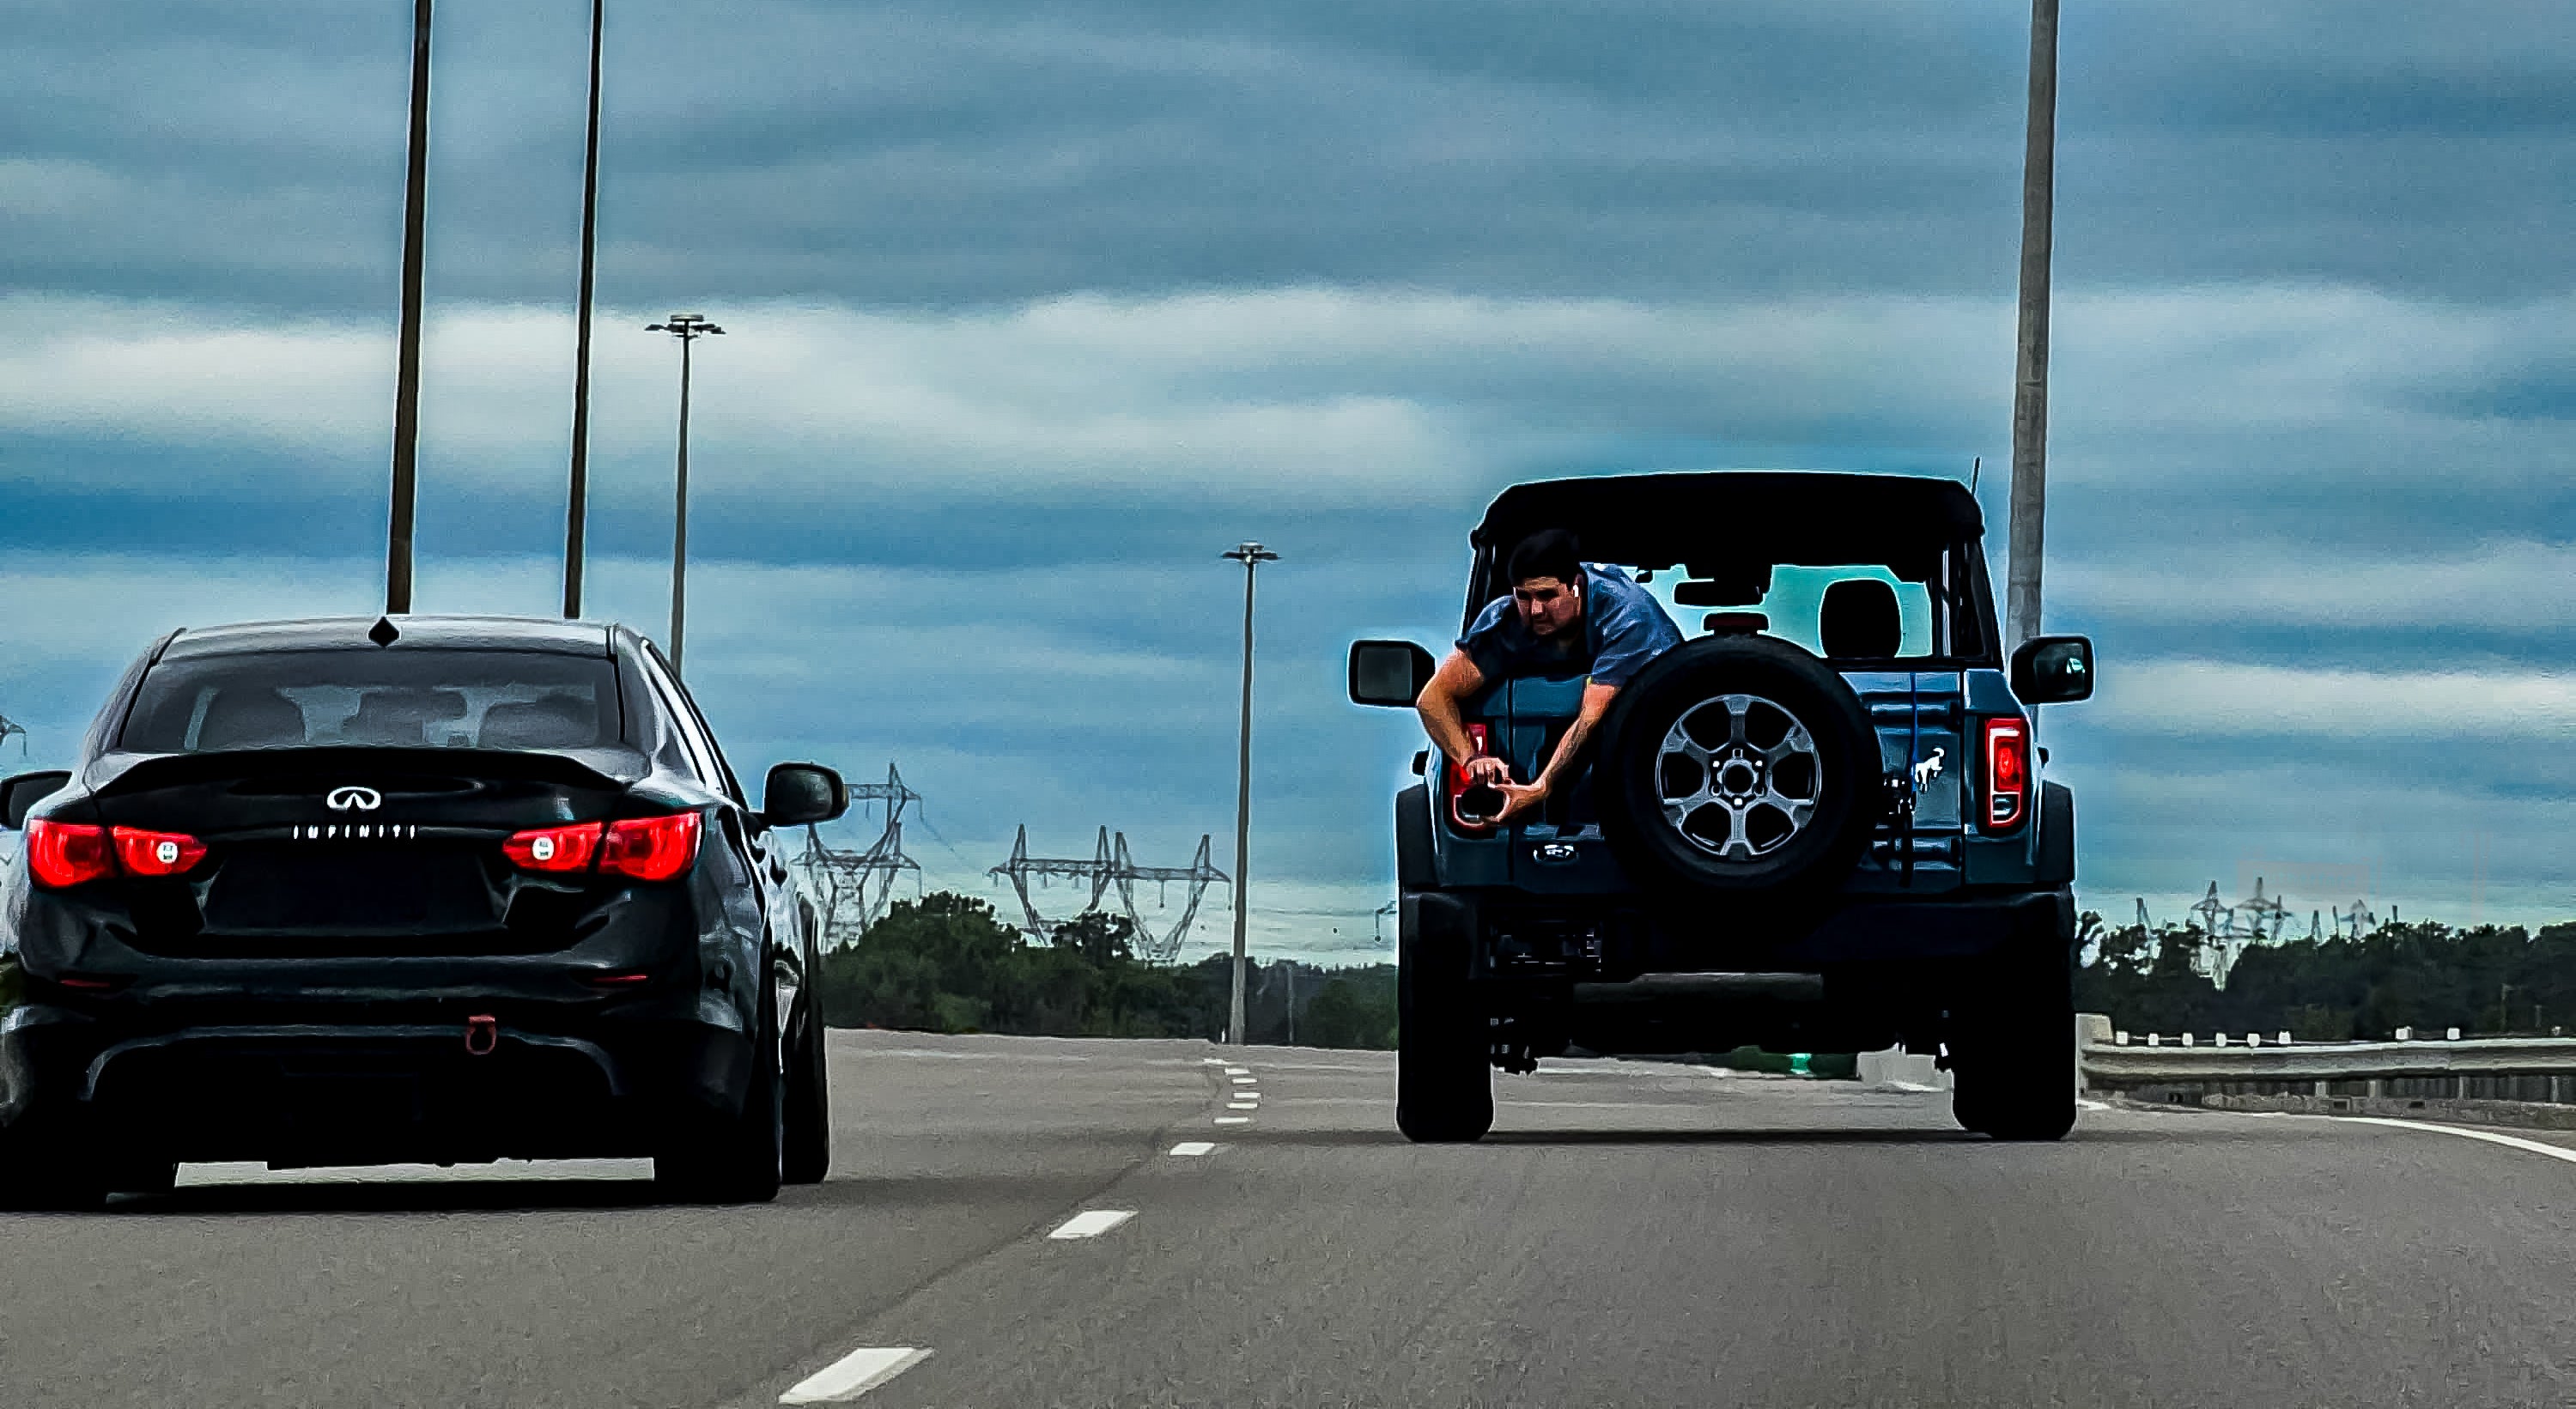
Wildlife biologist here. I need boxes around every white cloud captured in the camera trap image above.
[2096,658,2576,740]
[2057,537,2576,635]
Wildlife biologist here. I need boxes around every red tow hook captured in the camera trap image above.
[464,1013,500,1056]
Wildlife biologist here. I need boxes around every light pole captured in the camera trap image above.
[562,0,605,619]
[386,0,435,614]
[2006,0,2059,648]
[1221,540,1278,1045]
[647,313,723,674]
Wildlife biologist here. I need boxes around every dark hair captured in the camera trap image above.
[1507,529,1583,590]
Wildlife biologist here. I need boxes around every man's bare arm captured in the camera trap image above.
[1492,681,1620,822]
[1415,649,1505,782]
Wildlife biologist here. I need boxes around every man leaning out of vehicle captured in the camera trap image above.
[1414,529,1683,827]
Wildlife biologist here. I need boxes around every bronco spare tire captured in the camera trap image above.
[1595,635,1878,896]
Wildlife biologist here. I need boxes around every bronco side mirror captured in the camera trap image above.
[1349,641,1437,708]
[1,770,73,830]
[2012,635,2095,705]
[761,762,848,827]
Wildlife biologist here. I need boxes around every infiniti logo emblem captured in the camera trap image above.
[325,786,384,812]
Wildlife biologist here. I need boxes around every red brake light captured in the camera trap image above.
[600,811,702,882]
[27,820,114,889]
[112,827,208,878]
[1984,717,2028,829]
[504,821,605,873]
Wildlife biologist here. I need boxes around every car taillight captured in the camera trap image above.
[27,819,114,889]
[30,821,210,886]
[1443,723,1496,828]
[1984,716,2029,830]
[112,827,208,878]
[600,811,702,882]
[504,821,605,873]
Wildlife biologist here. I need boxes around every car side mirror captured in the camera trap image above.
[1349,640,1437,708]
[761,762,848,827]
[1,770,73,830]
[2012,635,2095,705]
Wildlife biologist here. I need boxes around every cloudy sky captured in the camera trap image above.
[4,0,2573,955]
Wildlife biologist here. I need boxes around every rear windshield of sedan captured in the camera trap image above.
[120,650,625,753]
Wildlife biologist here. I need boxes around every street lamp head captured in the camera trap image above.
[1223,542,1280,565]
[649,313,725,337]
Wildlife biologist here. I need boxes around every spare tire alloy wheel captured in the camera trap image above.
[1595,636,1877,897]
[1656,694,1820,860]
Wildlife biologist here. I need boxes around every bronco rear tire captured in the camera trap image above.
[1396,892,1492,1144]
[1948,912,2077,1141]
[1595,636,1879,899]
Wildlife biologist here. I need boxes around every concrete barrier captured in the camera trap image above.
[1857,1046,1950,1091]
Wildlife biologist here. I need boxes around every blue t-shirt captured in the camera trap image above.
[1457,563,1683,689]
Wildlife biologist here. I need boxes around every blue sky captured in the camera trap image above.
[4,0,2574,955]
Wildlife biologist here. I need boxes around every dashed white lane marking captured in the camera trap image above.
[1048,1210,1137,1240]
[1170,1141,1216,1157]
[779,1346,932,1405]
[1224,1066,1251,1076]
[2339,1115,2576,1168]
[1230,1076,1258,1084]
[1228,1102,1259,1111]
[1214,1115,1252,1125]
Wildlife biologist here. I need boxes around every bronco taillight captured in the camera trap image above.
[27,819,114,889]
[1984,716,2029,830]
[1444,723,1496,829]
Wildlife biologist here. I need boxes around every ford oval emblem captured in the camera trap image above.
[325,786,384,812]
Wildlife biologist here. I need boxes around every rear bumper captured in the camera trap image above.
[0,1000,752,1164]
[1430,886,2073,1056]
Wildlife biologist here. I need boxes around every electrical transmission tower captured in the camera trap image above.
[794,762,923,949]
[0,714,24,756]
[989,824,1229,963]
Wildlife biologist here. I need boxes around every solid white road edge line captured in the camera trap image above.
[779,1346,932,1405]
[1048,1210,1137,1240]
[2337,1115,2576,1168]
[1170,1141,1216,1156]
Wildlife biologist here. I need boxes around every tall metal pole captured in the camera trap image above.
[2005,0,2059,648]
[562,0,605,619]
[386,0,434,614]
[671,331,691,675]
[1222,541,1277,1045]
[647,314,721,674]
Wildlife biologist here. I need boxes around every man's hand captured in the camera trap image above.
[1462,754,1511,786]
[1491,779,1550,824]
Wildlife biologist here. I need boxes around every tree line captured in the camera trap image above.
[2075,914,2576,1041]
[812,891,1398,1048]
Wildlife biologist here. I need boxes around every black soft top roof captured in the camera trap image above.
[160,615,618,661]
[1472,471,1983,576]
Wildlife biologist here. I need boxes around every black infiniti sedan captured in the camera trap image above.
[0,615,848,1206]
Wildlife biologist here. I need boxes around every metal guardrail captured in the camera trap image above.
[2075,1016,2576,1090]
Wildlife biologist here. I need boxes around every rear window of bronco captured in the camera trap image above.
[1633,565,1936,658]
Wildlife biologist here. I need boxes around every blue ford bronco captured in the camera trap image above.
[1348,471,2095,1142]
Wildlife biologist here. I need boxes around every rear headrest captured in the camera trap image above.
[344,689,469,746]
[197,689,307,750]
[1820,580,1901,659]
[477,695,598,750]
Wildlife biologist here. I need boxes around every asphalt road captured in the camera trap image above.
[6,1030,2576,1407]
